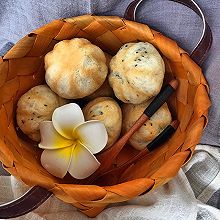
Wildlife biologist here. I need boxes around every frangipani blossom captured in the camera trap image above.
[38,103,108,179]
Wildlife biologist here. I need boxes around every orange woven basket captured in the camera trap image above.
[0,0,212,218]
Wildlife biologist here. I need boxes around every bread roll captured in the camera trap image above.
[45,38,108,99]
[16,85,67,141]
[109,42,165,104]
[85,53,114,101]
[83,97,122,150]
[122,100,172,150]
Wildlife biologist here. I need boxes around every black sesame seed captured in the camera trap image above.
[31,118,33,120]
[100,111,103,115]
[144,123,147,126]
[142,55,144,57]
[92,115,96,117]
[145,51,147,53]
[150,123,153,126]
[138,59,141,61]
[21,120,25,124]
[135,64,137,67]
[44,104,47,106]
[122,60,124,62]
[37,116,40,118]
[125,45,128,47]
[28,97,30,99]
[136,51,138,53]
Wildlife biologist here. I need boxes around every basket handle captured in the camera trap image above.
[0,169,52,219]
[124,0,213,65]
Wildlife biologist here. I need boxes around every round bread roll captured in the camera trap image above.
[109,42,165,104]
[45,38,108,99]
[85,53,114,101]
[83,97,122,150]
[122,100,172,150]
[85,79,114,101]
[16,85,67,142]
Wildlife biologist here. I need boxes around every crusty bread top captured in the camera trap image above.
[109,42,165,104]
[45,38,108,99]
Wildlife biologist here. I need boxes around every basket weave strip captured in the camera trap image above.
[0,15,211,217]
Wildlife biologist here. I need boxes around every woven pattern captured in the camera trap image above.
[0,15,211,217]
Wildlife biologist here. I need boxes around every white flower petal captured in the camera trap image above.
[39,121,73,149]
[68,143,100,179]
[74,121,108,154]
[41,146,73,178]
[52,103,85,139]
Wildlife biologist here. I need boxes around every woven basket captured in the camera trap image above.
[0,1,212,218]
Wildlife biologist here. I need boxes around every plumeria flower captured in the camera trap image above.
[38,103,108,179]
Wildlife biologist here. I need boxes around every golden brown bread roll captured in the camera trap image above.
[85,79,115,101]
[83,97,122,150]
[109,42,165,104]
[16,85,67,142]
[45,38,108,99]
[85,53,114,101]
[122,100,172,150]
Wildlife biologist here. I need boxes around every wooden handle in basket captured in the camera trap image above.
[81,79,178,184]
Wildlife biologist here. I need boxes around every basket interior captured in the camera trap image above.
[0,15,210,188]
